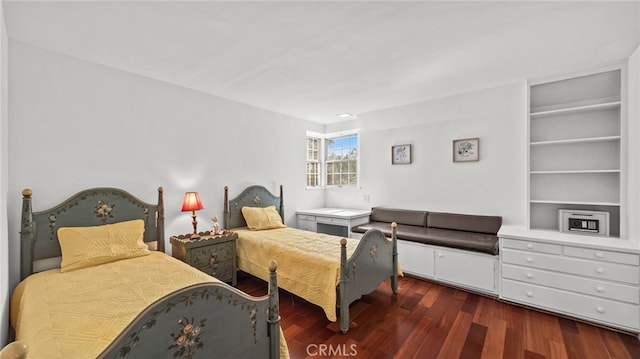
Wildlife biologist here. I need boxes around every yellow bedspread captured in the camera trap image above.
[235,227,359,322]
[10,251,289,359]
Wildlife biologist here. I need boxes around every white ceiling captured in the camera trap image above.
[4,1,639,124]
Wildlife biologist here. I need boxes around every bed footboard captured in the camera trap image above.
[97,262,281,359]
[339,223,398,333]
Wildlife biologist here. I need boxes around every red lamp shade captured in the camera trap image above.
[181,192,203,212]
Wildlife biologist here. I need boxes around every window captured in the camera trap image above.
[306,130,359,188]
[306,137,320,187]
[326,134,358,186]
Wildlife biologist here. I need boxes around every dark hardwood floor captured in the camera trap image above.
[236,273,640,359]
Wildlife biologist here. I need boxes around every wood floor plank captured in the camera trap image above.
[459,322,488,359]
[480,317,507,359]
[576,322,616,359]
[598,328,635,358]
[235,274,640,359]
[460,294,480,314]
[546,340,569,359]
[503,327,526,359]
[378,305,425,356]
[436,311,474,358]
[412,317,450,359]
[524,309,549,355]
[392,316,434,358]
[561,330,588,359]
[617,332,640,359]
[471,296,493,327]
[418,282,442,308]
[524,350,546,359]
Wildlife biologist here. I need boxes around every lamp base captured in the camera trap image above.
[190,212,200,239]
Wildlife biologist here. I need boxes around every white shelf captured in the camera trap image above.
[528,69,622,236]
[530,101,621,118]
[530,136,621,146]
[530,170,620,175]
[529,200,620,206]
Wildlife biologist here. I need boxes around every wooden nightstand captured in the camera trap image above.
[170,231,238,286]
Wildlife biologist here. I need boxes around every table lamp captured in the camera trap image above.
[181,191,203,239]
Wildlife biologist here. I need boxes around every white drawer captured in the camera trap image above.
[316,217,349,226]
[502,249,639,285]
[297,219,317,232]
[435,249,496,294]
[502,264,639,304]
[502,279,640,331]
[502,238,562,255]
[297,214,316,221]
[564,246,640,266]
[397,240,435,278]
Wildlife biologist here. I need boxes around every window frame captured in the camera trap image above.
[305,136,321,188]
[306,130,360,189]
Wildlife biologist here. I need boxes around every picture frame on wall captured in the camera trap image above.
[453,137,479,162]
[392,144,411,164]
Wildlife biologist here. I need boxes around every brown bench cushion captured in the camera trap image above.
[352,221,499,255]
[370,207,427,227]
[428,212,501,235]
[420,228,498,255]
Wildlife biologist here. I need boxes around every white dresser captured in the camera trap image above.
[499,226,640,334]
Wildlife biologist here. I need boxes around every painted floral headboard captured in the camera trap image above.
[19,187,165,280]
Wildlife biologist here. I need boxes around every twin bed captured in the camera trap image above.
[10,187,283,359]
[8,184,398,358]
[224,185,399,333]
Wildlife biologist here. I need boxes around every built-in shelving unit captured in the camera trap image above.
[528,69,622,236]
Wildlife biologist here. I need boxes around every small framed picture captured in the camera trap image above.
[453,138,479,162]
[392,144,411,164]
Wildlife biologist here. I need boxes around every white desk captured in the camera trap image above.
[296,208,370,238]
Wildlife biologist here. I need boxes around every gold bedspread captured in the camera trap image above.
[10,251,289,359]
[235,227,359,322]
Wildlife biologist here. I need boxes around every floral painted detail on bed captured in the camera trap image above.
[48,214,57,241]
[169,317,207,358]
[213,290,260,344]
[369,244,377,263]
[113,286,261,358]
[95,200,115,223]
[347,243,384,283]
[39,189,152,241]
[253,195,261,204]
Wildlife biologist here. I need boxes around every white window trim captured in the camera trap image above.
[305,133,322,189]
[306,129,360,189]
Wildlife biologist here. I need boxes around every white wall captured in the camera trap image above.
[0,1,9,346]
[6,41,325,289]
[325,82,528,226]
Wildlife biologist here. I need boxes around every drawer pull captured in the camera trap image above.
[525,257,533,263]
[596,267,605,274]
[596,306,605,314]
[526,291,533,297]
[525,273,533,279]
[595,286,605,293]
[526,243,534,249]
[595,252,604,259]
[437,253,444,258]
